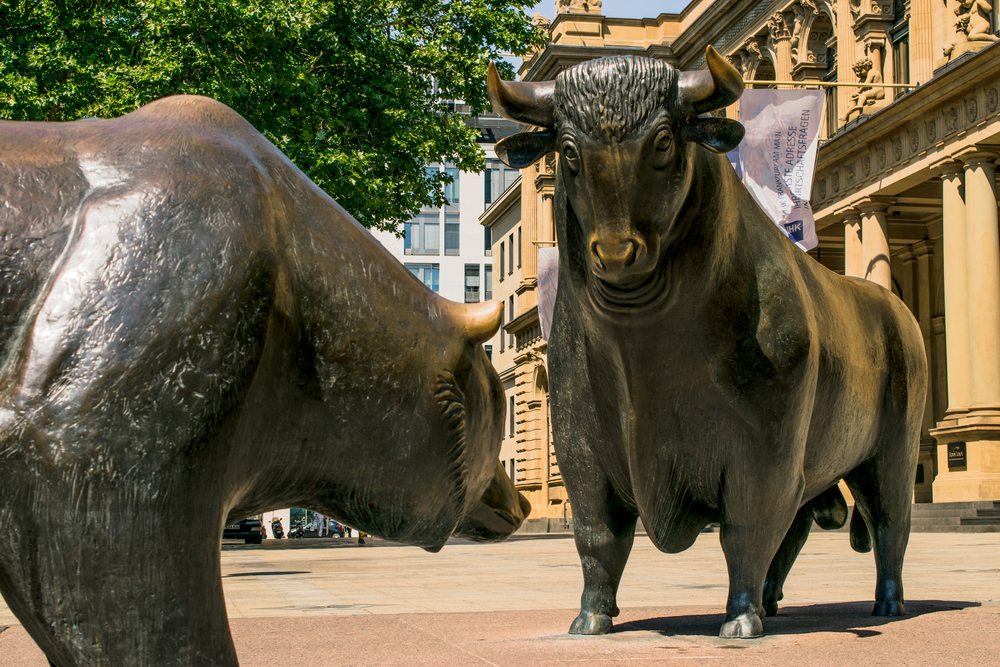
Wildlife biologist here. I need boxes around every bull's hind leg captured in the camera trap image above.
[844,452,915,617]
[762,484,848,616]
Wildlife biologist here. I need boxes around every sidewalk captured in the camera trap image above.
[2,531,998,665]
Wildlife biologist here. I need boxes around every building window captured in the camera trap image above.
[509,396,515,436]
[508,233,514,274]
[891,24,909,101]
[485,265,493,300]
[517,227,522,268]
[404,211,440,256]
[485,159,519,205]
[500,304,505,352]
[823,49,837,137]
[509,458,515,482]
[444,166,460,204]
[464,264,480,303]
[405,263,439,292]
[484,227,492,256]
[508,295,515,348]
[499,242,505,282]
[445,213,460,255]
[484,344,492,361]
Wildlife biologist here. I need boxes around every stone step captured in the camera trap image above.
[961,516,1000,526]
[910,524,1000,533]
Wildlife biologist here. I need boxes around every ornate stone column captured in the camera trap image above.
[909,0,935,85]
[768,12,794,81]
[856,198,893,288]
[541,193,554,244]
[842,209,864,277]
[939,163,971,416]
[931,152,1000,503]
[962,152,1000,411]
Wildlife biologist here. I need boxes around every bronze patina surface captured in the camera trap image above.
[489,46,927,639]
[0,95,527,666]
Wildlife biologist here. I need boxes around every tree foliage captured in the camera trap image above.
[0,0,545,232]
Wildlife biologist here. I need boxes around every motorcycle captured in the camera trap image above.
[270,518,285,540]
[289,520,305,539]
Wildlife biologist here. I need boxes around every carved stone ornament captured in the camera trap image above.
[833,171,840,192]
[943,0,998,59]
[969,98,979,122]
[0,96,529,665]
[989,88,999,113]
[863,155,872,176]
[879,147,887,169]
[894,137,903,160]
[947,107,959,132]
[927,120,937,143]
[910,130,919,152]
[846,164,856,185]
[556,0,602,13]
[486,48,927,644]
[819,178,827,199]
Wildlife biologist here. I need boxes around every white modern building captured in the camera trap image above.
[374,114,520,362]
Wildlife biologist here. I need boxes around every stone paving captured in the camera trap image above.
[1,530,998,665]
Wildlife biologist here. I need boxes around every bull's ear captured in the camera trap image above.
[495,130,558,169]
[685,117,745,153]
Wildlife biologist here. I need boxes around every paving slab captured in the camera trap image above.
[1,531,998,666]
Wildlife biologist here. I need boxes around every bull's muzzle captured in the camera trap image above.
[454,461,532,542]
[590,235,650,284]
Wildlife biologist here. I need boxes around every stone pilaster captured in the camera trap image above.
[842,209,864,277]
[939,163,971,416]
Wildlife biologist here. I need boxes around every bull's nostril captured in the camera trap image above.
[623,241,637,267]
[590,241,607,270]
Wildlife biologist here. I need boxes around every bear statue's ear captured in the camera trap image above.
[495,130,558,169]
[685,117,745,154]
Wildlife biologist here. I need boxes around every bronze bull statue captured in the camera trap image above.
[0,95,529,666]
[488,46,927,639]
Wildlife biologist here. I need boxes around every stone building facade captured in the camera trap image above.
[487,0,1000,529]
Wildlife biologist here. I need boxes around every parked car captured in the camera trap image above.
[327,520,346,538]
[222,518,264,544]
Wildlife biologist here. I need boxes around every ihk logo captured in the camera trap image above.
[783,220,805,242]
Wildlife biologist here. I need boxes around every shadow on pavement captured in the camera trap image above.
[614,600,982,638]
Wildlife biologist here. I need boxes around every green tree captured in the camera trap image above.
[0,0,545,232]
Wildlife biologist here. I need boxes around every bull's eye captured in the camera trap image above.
[562,141,580,175]
[654,129,672,152]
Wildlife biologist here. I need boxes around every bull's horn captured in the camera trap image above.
[678,45,744,114]
[487,62,556,128]
[456,299,504,346]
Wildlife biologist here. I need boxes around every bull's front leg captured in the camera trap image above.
[550,346,635,635]
[567,470,637,635]
[718,470,804,639]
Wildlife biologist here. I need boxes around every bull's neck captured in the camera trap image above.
[668,147,754,295]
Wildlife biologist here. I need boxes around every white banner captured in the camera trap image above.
[537,247,559,340]
[737,89,825,251]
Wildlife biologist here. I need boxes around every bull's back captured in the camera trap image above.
[0,124,87,376]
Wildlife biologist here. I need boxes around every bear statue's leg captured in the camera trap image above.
[761,503,813,617]
[0,472,240,667]
[718,473,803,639]
[844,454,913,618]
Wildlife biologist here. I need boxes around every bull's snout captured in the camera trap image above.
[590,235,650,283]
[453,461,532,543]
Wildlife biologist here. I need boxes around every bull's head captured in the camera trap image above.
[488,46,744,306]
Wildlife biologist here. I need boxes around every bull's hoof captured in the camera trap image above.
[872,600,905,616]
[719,613,764,639]
[762,599,777,617]
[569,611,613,635]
